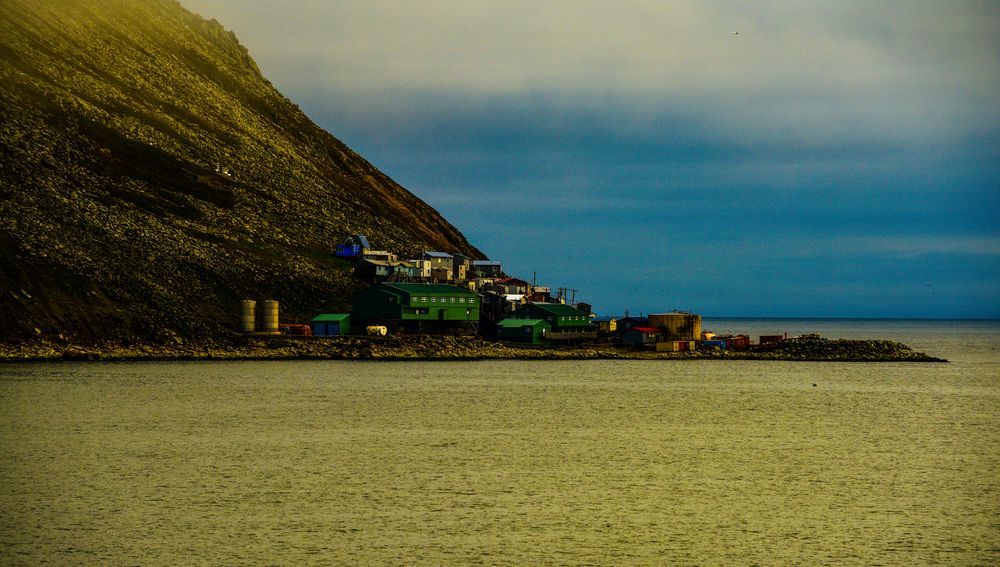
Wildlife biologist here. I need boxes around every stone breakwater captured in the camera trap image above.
[0,335,946,362]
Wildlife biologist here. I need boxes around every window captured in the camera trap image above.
[431,297,437,303]
[449,297,456,303]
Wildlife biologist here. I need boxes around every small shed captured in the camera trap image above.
[497,318,550,344]
[311,314,351,336]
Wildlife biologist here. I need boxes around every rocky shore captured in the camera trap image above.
[0,334,946,362]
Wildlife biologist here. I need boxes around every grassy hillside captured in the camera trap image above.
[0,0,482,343]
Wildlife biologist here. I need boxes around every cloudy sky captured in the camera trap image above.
[182,0,999,318]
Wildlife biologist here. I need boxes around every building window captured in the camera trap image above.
[431,297,437,303]
[449,297,456,303]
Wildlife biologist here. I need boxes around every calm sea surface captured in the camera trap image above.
[1,319,998,565]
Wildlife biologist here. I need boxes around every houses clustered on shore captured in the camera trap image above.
[252,235,776,351]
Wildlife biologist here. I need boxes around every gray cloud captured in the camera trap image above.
[179,0,1000,316]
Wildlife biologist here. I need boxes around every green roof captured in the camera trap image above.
[497,318,549,328]
[380,282,476,295]
[522,302,588,317]
[311,313,351,322]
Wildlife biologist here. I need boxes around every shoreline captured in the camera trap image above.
[0,335,948,363]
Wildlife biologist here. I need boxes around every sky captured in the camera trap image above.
[181,0,1000,318]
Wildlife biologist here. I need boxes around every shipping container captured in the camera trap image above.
[656,341,692,352]
[279,324,313,336]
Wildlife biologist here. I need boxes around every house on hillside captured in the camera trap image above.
[355,259,427,283]
[472,260,502,278]
[452,253,472,281]
[354,259,395,283]
[492,277,530,295]
[335,234,372,259]
[362,250,397,262]
[422,251,454,282]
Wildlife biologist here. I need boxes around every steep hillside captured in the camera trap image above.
[0,0,482,343]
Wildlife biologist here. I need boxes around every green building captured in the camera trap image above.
[351,283,480,329]
[497,318,551,344]
[310,313,350,336]
[510,302,595,342]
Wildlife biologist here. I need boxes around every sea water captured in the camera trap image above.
[1,319,997,565]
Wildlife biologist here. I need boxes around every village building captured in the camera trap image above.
[354,259,395,282]
[421,251,454,277]
[335,234,372,259]
[354,259,425,283]
[310,313,351,336]
[591,315,618,335]
[471,260,502,278]
[492,277,530,295]
[510,302,595,342]
[526,285,552,302]
[616,316,648,334]
[361,250,398,262]
[452,253,472,281]
[623,326,661,347]
[405,258,432,279]
[351,282,479,333]
[496,318,550,344]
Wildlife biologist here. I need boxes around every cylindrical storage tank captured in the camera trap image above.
[649,312,702,341]
[240,300,256,333]
[260,299,279,334]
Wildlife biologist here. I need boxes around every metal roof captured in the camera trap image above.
[379,282,476,295]
[348,234,371,248]
[423,251,453,258]
[628,327,660,334]
[497,318,549,328]
[472,260,501,266]
[311,313,350,322]
[522,302,588,317]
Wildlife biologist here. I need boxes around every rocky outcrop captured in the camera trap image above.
[0,0,481,344]
[0,335,947,362]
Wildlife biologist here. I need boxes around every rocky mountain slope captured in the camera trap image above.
[0,0,482,343]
